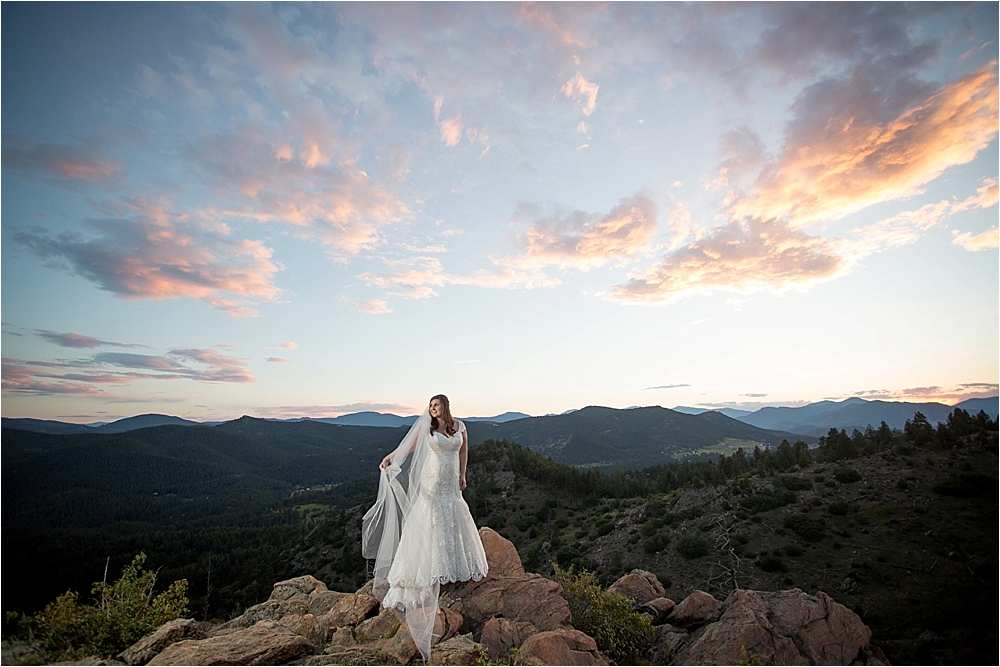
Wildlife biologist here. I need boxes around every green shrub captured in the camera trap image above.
[784,544,804,557]
[551,564,654,661]
[643,534,666,554]
[31,553,188,659]
[742,490,797,513]
[827,501,850,516]
[834,467,862,484]
[676,534,710,559]
[782,476,813,491]
[783,513,827,542]
[515,515,537,531]
[488,514,508,530]
[758,555,788,572]
[933,474,997,498]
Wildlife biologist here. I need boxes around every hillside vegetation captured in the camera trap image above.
[3,408,996,665]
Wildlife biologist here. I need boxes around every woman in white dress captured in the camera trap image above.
[362,395,489,660]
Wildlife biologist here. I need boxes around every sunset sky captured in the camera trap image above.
[3,2,998,423]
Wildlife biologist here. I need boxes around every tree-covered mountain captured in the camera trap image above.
[465,405,810,470]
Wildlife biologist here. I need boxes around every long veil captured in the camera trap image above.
[361,407,439,660]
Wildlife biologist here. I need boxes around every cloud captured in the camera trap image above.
[281,342,298,349]
[642,384,690,390]
[17,198,281,317]
[2,346,254,396]
[357,299,392,314]
[35,330,148,349]
[514,195,659,271]
[252,401,414,418]
[560,72,599,115]
[518,2,588,47]
[852,383,999,404]
[2,136,120,182]
[729,62,999,227]
[358,255,560,300]
[610,218,844,303]
[952,177,999,212]
[742,393,767,398]
[266,357,293,363]
[952,227,999,252]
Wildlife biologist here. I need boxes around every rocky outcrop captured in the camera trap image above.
[120,528,879,666]
[652,588,876,665]
[147,621,315,665]
[607,569,665,606]
[117,618,206,665]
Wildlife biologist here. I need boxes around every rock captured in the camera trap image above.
[666,590,723,627]
[663,588,873,666]
[53,658,125,666]
[118,618,206,665]
[355,580,375,597]
[442,574,572,639]
[214,599,310,632]
[147,620,316,665]
[521,628,609,666]
[607,569,665,606]
[429,633,485,666]
[319,593,380,628]
[479,527,525,578]
[380,623,418,664]
[310,646,389,665]
[355,607,403,642]
[325,627,356,648]
[272,612,317,643]
[649,625,689,664]
[309,590,350,617]
[270,575,327,602]
[480,617,537,661]
[435,607,465,643]
[638,597,676,624]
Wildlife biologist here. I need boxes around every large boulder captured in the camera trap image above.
[521,628,610,666]
[480,617,537,661]
[269,575,327,602]
[479,527,525,578]
[320,593,380,628]
[118,618,206,665]
[213,599,309,632]
[147,620,316,665]
[639,597,676,624]
[666,590,723,627]
[660,588,873,666]
[607,569,665,606]
[442,574,572,639]
[429,633,485,666]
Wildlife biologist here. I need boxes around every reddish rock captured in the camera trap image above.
[118,618,206,665]
[764,590,872,665]
[638,597,676,624]
[442,574,572,638]
[147,621,316,665]
[380,623,418,664]
[429,633,485,666]
[355,607,403,642]
[667,590,724,627]
[607,569,665,606]
[649,625,689,663]
[270,575,327,602]
[480,617,538,661]
[321,593,380,628]
[435,607,465,643]
[309,590,350,617]
[479,527,525,578]
[214,599,310,632]
[521,628,609,666]
[325,627,355,648]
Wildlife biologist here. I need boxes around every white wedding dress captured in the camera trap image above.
[382,420,488,610]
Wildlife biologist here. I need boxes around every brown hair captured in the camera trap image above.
[429,394,456,436]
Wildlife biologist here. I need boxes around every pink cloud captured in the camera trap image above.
[281,342,297,349]
[560,72,599,116]
[34,330,149,350]
[952,227,999,252]
[17,198,281,317]
[252,401,414,419]
[266,357,293,363]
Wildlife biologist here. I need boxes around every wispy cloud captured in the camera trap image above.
[252,401,414,419]
[560,72,599,116]
[952,227,999,252]
[35,330,148,350]
[2,346,254,396]
[2,135,120,183]
[266,357,293,363]
[642,384,690,390]
[851,383,999,405]
[16,198,281,318]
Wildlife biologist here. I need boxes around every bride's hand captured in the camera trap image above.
[459,474,467,490]
[379,455,392,470]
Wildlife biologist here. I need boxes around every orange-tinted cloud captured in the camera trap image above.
[518,3,588,47]
[729,63,999,227]
[853,383,999,405]
[515,195,659,271]
[17,199,281,318]
[560,72,599,115]
[252,401,414,418]
[610,218,844,303]
[952,227,999,252]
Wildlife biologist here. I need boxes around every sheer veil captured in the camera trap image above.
[361,407,439,659]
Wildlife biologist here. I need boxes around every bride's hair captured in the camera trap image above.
[429,394,456,436]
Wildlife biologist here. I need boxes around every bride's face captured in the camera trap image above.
[429,399,443,418]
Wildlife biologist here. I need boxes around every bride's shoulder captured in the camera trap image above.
[455,419,466,433]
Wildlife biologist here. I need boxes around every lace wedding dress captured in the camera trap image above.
[382,420,488,608]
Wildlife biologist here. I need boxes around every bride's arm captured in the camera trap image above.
[379,437,418,470]
[459,429,468,490]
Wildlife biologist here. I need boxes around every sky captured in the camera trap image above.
[2,2,998,423]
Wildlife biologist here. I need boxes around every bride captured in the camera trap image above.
[362,395,489,659]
